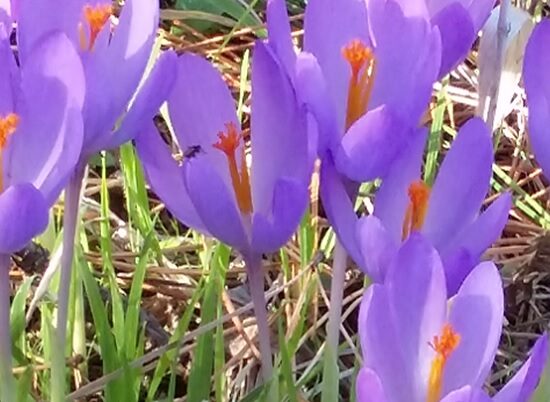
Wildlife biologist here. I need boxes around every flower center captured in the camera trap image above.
[212,122,252,215]
[342,39,376,131]
[0,113,19,191]
[426,324,461,402]
[402,180,430,240]
[78,3,112,51]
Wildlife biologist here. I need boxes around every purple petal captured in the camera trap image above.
[427,0,496,33]
[444,261,504,393]
[0,30,17,115]
[423,118,493,249]
[5,31,84,204]
[378,0,428,17]
[356,215,397,282]
[355,368,388,402]
[266,0,296,77]
[135,122,206,234]
[335,106,411,182]
[359,285,417,402]
[374,127,427,243]
[319,157,362,266]
[441,192,512,294]
[0,183,48,254]
[432,3,475,77]
[250,41,310,216]
[304,0,369,129]
[183,156,248,251]
[385,233,447,397]
[294,52,340,155]
[106,50,178,150]
[368,0,441,125]
[82,0,158,153]
[525,20,550,180]
[441,386,492,402]
[17,0,86,63]
[167,53,239,190]
[493,334,549,402]
[251,178,308,253]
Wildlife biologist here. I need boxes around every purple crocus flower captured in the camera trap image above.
[0,28,84,401]
[268,0,441,180]
[136,42,311,256]
[325,117,511,295]
[524,19,550,179]
[0,29,84,254]
[387,0,496,77]
[16,0,176,159]
[135,41,312,380]
[356,234,548,402]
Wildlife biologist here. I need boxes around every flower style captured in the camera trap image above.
[356,234,548,402]
[268,0,441,181]
[386,0,496,77]
[0,29,84,253]
[524,19,550,180]
[135,41,312,255]
[16,0,176,158]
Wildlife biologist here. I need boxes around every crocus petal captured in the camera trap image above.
[250,41,310,216]
[17,0,86,63]
[0,30,17,115]
[319,157,362,265]
[294,52,340,155]
[266,0,296,77]
[356,368,388,402]
[303,0,369,128]
[432,3,475,77]
[167,53,239,189]
[106,50,178,150]
[356,215,397,282]
[441,192,512,294]
[250,178,308,253]
[183,156,248,251]
[135,122,206,234]
[444,261,504,393]
[359,284,417,402]
[493,334,549,402]
[368,0,441,125]
[5,31,85,204]
[524,20,550,179]
[82,0,158,152]
[0,183,48,254]
[385,233,447,397]
[440,386,492,402]
[423,118,493,249]
[374,127,427,243]
[335,106,411,182]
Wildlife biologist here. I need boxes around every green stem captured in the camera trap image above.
[0,254,15,402]
[51,166,85,402]
[321,239,347,402]
[243,253,274,381]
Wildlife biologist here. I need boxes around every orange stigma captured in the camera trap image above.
[213,122,252,214]
[79,4,112,51]
[342,39,376,130]
[426,324,461,402]
[402,180,431,240]
[0,113,19,192]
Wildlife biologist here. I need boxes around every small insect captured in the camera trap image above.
[183,145,202,159]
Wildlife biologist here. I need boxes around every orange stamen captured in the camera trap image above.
[0,113,19,192]
[213,122,252,214]
[342,39,376,130]
[78,4,112,51]
[402,180,431,240]
[426,324,461,402]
